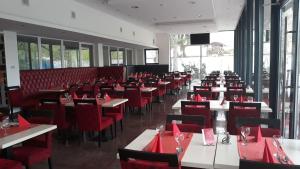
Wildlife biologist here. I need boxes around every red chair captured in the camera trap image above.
[236,117,281,137]
[74,99,114,147]
[118,148,180,169]
[165,114,205,133]
[124,86,148,114]
[6,86,37,114]
[0,159,22,169]
[104,104,124,137]
[227,102,261,135]
[181,101,212,128]
[12,119,54,169]
[100,85,115,97]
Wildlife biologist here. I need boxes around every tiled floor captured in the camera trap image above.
[33,87,188,169]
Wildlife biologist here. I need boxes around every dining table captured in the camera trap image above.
[172,99,273,114]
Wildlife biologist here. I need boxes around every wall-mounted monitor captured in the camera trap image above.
[190,33,210,45]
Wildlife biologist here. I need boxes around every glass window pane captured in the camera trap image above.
[30,43,39,69]
[145,49,159,64]
[110,47,118,65]
[64,41,79,68]
[52,45,61,68]
[17,42,30,70]
[81,44,92,67]
[41,44,51,69]
[118,51,124,65]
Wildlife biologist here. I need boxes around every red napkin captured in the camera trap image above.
[104,93,111,101]
[18,115,30,127]
[194,94,202,102]
[256,126,263,142]
[149,133,163,153]
[172,122,181,136]
[262,139,274,163]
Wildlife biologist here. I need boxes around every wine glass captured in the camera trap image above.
[202,97,207,101]
[175,133,185,154]
[247,96,254,102]
[155,124,164,135]
[233,95,238,102]
[272,135,281,157]
[1,117,10,136]
[240,126,250,146]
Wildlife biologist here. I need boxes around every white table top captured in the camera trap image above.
[65,98,128,108]
[214,135,300,169]
[101,98,128,107]
[114,87,157,92]
[39,89,65,93]
[159,82,171,85]
[172,99,272,113]
[124,129,216,168]
[0,124,57,149]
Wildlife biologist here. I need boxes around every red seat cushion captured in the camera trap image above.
[100,117,114,130]
[12,146,51,166]
[0,159,22,169]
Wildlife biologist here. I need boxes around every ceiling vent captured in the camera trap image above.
[22,0,29,6]
[71,11,76,19]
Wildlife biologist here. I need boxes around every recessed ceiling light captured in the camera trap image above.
[198,14,202,18]
[131,5,139,9]
[189,1,196,4]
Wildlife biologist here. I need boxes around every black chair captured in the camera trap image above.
[165,114,205,133]
[239,159,300,169]
[118,148,179,169]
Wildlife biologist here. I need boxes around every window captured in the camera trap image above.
[145,48,159,64]
[41,38,62,69]
[64,41,79,67]
[17,36,39,70]
[81,44,93,67]
[110,47,124,65]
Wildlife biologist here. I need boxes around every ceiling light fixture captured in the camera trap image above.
[131,5,139,9]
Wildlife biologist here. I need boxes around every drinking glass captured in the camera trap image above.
[247,96,254,102]
[240,126,250,146]
[175,133,185,154]
[155,124,164,135]
[202,97,207,101]
[1,117,10,136]
[272,135,281,157]
[233,95,238,101]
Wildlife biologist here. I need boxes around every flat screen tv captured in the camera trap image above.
[190,33,210,45]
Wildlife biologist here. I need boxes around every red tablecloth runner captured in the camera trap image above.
[237,136,293,164]
[143,131,193,161]
[0,124,37,138]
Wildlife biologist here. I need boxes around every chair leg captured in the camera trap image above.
[48,157,53,169]
[25,165,30,169]
[110,125,114,139]
[114,122,117,138]
[120,120,123,131]
[98,131,101,147]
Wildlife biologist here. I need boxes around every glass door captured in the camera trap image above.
[278,0,296,138]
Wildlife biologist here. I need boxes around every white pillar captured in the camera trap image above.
[3,31,20,87]
[156,33,170,65]
[96,43,104,67]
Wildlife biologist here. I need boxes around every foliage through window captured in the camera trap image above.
[145,49,159,64]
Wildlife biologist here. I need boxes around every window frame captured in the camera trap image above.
[144,48,159,65]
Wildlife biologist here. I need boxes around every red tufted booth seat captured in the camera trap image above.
[20,66,126,100]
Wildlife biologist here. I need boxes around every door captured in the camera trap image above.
[278,0,297,138]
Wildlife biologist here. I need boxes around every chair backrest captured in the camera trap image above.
[6,86,23,107]
[181,101,211,128]
[193,86,211,92]
[124,86,142,106]
[228,102,261,135]
[100,85,114,96]
[201,80,216,87]
[74,99,102,131]
[239,159,300,169]
[118,148,179,169]
[39,98,66,128]
[166,114,205,133]
[236,117,281,137]
[226,87,246,101]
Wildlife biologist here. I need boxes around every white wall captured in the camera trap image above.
[3,31,20,87]
[156,33,170,65]
[0,0,156,48]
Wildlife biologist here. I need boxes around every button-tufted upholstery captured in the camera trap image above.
[20,67,126,99]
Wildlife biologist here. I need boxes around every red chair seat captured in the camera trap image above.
[12,146,51,166]
[105,113,123,121]
[0,159,22,169]
[100,117,114,130]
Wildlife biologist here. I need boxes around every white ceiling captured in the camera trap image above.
[76,0,245,34]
